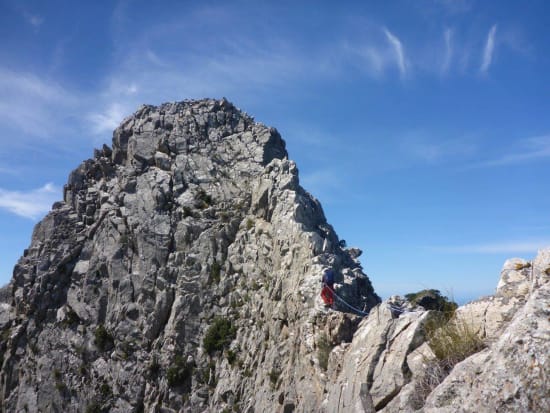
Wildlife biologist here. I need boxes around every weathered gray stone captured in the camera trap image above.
[1,98,548,412]
[0,99,379,413]
[422,248,550,413]
[323,304,430,412]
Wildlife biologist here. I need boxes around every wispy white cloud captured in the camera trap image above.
[441,28,453,74]
[88,102,129,135]
[400,132,478,163]
[0,67,76,137]
[343,26,409,78]
[471,134,550,168]
[145,49,169,67]
[383,28,407,76]
[25,13,44,28]
[480,24,497,73]
[430,240,550,254]
[0,183,60,220]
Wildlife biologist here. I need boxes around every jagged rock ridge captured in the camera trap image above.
[0,98,548,413]
[0,99,379,412]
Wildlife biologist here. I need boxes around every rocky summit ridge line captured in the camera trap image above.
[0,98,548,413]
[0,98,379,412]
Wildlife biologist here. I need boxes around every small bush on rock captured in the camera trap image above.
[405,289,457,317]
[514,261,531,271]
[210,261,221,284]
[425,314,485,367]
[414,313,486,405]
[203,317,236,355]
[94,324,114,351]
[167,355,194,387]
[195,189,213,209]
[268,368,281,388]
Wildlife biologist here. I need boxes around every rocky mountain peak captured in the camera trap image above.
[0,98,547,413]
[0,98,380,412]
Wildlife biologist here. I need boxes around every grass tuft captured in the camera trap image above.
[317,334,333,371]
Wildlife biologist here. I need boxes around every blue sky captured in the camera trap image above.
[1,0,549,303]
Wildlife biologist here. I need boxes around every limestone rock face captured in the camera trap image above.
[455,257,533,341]
[322,304,432,413]
[422,249,550,413]
[0,98,548,413]
[0,99,379,413]
[317,249,550,413]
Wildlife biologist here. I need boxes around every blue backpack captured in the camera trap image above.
[324,269,334,284]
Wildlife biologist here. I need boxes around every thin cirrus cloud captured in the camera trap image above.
[383,28,407,76]
[0,66,76,138]
[345,26,408,78]
[86,37,313,135]
[0,183,60,220]
[469,134,550,168]
[441,28,453,74]
[480,24,497,73]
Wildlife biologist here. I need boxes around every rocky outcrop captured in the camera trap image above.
[315,248,550,413]
[322,305,431,412]
[454,257,533,341]
[0,99,378,413]
[0,98,548,413]
[421,249,550,413]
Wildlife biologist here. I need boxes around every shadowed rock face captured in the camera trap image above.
[0,99,379,412]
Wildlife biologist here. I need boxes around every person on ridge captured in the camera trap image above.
[320,268,335,307]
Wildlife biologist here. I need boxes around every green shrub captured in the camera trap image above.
[85,401,102,413]
[78,363,88,376]
[62,307,80,328]
[203,317,237,355]
[226,349,237,366]
[99,382,111,398]
[94,324,114,351]
[317,334,333,371]
[53,369,62,381]
[268,369,281,387]
[167,355,194,387]
[210,261,221,284]
[148,356,160,377]
[195,189,213,209]
[56,381,67,393]
[514,261,531,271]
[405,289,457,317]
[246,218,254,230]
[183,206,194,218]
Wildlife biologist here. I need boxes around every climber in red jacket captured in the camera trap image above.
[320,268,335,307]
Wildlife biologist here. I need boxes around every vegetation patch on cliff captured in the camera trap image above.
[405,289,457,315]
[203,317,237,355]
[414,310,486,406]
